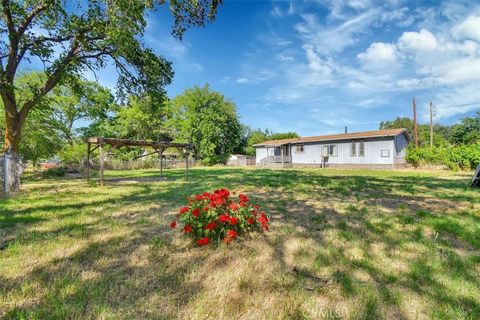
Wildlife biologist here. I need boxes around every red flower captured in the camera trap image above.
[205,221,217,231]
[218,214,230,223]
[247,217,255,225]
[203,207,209,212]
[170,221,176,229]
[224,229,237,244]
[239,194,249,203]
[183,225,193,233]
[229,202,239,211]
[194,194,203,201]
[258,213,269,231]
[229,216,238,225]
[179,206,190,214]
[192,208,201,217]
[197,237,210,246]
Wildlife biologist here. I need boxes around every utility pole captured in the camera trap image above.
[413,97,418,148]
[429,100,434,148]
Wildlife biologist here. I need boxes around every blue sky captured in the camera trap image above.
[27,0,480,136]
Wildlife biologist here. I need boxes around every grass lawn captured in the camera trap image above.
[1,167,479,319]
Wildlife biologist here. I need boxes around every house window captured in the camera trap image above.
[359,141,365,157]
[350,142,356,156]
[323,144,337,157]
[295,144,304,153]
[380,150,390,157]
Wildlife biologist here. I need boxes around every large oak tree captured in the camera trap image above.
[0,0,222,190]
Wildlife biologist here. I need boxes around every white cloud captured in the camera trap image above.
[398,29,438,52]
[303,45,333,75]
[271,6,283,18]
[275,53,295,62]
[295,8,381,54]
[242,0,480,129]
[433,83,480,119]
[421,57,480,85]
[357,42,398,65]
[452,15,480,42]
[236,77,249,84]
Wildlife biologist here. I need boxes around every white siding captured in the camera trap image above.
[255,147,267,163]
[291,137,395,165]
[255,147,278,163]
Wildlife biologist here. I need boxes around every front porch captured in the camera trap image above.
[258,145,292,167]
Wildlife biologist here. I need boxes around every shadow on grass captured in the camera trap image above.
[1,167,479,319]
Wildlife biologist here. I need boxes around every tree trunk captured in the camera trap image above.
[3,109,24,192]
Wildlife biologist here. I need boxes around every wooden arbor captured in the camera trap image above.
[86,137,193,186]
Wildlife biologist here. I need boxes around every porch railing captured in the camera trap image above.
[259,155,292,164]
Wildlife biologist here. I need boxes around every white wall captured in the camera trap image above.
[255,147,267,163]
[255,147,279,163]
[291,137,395,165]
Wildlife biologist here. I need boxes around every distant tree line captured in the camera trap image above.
[380,113,480,170]
[0,75,297,166]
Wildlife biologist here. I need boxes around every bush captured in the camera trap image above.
[170,188,269,246]
[42,167,66,177]
[406,143,480,170]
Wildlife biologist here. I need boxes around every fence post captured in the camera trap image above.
[5,155,9,195]
[1,154,9,196]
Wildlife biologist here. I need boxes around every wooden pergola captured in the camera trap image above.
[86,137,193,186]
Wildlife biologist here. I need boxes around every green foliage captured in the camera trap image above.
[406,144,480,170]
[449,111,480,145]
[168,84,243,165]
[1,72,115,164]
[245,129,298,156]
[57,140,87,165]
[380,116,450,147]
[41,167,66,178]
[113,95,172,141]
[49,78,116,145]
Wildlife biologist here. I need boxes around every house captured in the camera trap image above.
[254,128,411,169]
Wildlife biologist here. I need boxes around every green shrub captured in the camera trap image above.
[406,143,480,170]
[42,167,66,177]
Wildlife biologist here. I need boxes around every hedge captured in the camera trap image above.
[405,143,480,171]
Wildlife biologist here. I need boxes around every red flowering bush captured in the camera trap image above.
[170,188,269,246]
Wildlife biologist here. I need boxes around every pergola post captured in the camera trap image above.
[185,149,189,181]
[86,142,91,182]
[159,147,165,176]
[99,142,104,187]
[281,146,284,165]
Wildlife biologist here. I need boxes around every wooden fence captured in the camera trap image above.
[226,156,256,167]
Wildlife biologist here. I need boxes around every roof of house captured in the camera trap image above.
[253,128,410,147]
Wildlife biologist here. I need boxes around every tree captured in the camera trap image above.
[1,72,117,164]
[49,77,115,146]
[380,116,449,147]
[449,110,480,145]
[168,85,242,165]
[1,72,62,164]
[244,129,299,156]
[0,0,223,190]
[113,95,173,141]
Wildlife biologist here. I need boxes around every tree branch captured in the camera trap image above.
[18,36,81,122]
[1,0,16,37]
[17,1,52,38]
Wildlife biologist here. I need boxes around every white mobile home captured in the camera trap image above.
[254,129,411,169]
